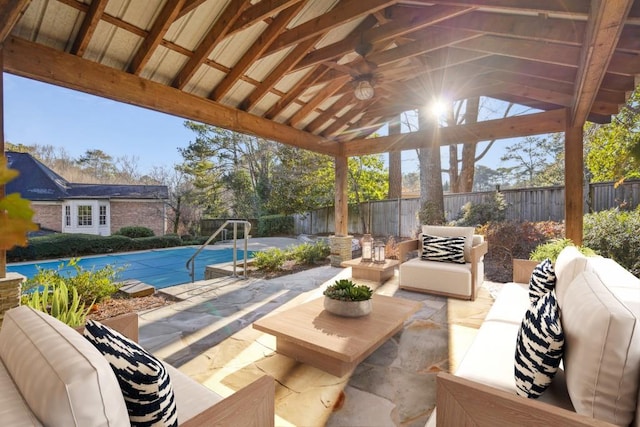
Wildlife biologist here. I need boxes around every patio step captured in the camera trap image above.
[205,258,257,279]
[118,280,155,298]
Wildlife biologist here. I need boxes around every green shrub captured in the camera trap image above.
[24,259,123,306]
[257,215,294,237]
[323,279,372,301]
[529,238,596,262]
[22,281,92,328]
[290,241,330,264]
[583,207,640,277]
[253,247,288,272]
[115,226,155,238]
[131,235,182,250]
[454,192,507,227]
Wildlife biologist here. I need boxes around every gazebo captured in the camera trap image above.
[1,0,639,269]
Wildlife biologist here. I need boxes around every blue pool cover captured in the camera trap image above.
[7,247,255,289]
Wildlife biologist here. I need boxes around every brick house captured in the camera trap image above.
[6,151,168,236]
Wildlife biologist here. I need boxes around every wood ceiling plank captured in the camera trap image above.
[265,67,328,119]
[129,0,187,75]
[209,3,304,101]
[172,0,251,90]
[0,0,30,42]
[289,76,351,127]
[229,0,303,34]
[177,0,208,19]
[343,109,568,156]
[617,27,640,53]
[571,0,635,126]
[70,0,108,56]
[412,0,589,15]
[322,107,363,138]
[434,11,585,46]
[262,0,396,58]
[294,5,473,71]
[305,93,354,133]
[4,36,339,156]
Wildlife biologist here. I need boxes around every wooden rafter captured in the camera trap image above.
[289,76,351,127]
[172,0,251,90]
[264,67,329,119]
[417,0,590,15]
[0,0,30,42]
[209,3,304,102]
[306,93,354,133]
[70,0,108,56]
[570,0,634,126]
[229,0,304,34]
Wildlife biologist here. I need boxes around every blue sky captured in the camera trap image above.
[4,73,510,175]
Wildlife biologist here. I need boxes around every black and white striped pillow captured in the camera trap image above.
[529,258,556,303]
[84,320,178,427]
[514,290,564,398]
[421,234,466,264]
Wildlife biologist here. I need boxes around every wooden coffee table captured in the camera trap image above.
[252,294,421,376]
[340,257,400,284]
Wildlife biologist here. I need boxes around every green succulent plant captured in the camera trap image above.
[323,279,373,301]
[22,281,93,328]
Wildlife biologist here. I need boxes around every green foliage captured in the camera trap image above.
[585,87,640,182]
[115,226,155,238]
[347,155,389,203]
[290,241,330,264]
[417,200,445,226]
[323,279,372,301]
[23,259,122,306]
[454,192,507,227]
[500,134,564,186]
[583,207,640,277]
[253,247,288,272]
[21,281,92,328]
[131,235,182,250]
[257,215,294,236]
[529,238,595,262]
[0,156,38,250]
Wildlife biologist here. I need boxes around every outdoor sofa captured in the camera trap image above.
[429,246,640,426]
[0,306,275,426]
[398,225,488,301]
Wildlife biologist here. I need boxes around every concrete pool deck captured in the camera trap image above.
[136,237,497,426]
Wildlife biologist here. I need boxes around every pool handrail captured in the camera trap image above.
[186,220,252,282]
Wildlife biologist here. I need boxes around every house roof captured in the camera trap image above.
[5,151,169,201]
[2,1,639,157]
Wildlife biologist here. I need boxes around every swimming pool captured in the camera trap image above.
[7,247,255,289]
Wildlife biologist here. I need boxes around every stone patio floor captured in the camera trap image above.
[137,237,498,426]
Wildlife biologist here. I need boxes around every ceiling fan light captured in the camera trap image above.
[354,79,374,100]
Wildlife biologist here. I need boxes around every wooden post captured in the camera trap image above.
[565,115,584,245]
[1,43,6,278]
[334,155,348,236]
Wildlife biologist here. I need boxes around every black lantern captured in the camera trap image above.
[373,240,386,264]
[361,234,373,262]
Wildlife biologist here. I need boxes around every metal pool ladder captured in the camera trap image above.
[186,220,252,282]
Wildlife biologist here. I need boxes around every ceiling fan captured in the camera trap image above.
[352,41,378,100]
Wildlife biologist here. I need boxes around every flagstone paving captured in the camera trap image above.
[137,238,496,426]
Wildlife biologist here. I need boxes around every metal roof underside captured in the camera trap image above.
[2,0,640,157]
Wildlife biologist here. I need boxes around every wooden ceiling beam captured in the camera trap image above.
[265,67,328,119]
[570,0,634,126]
[70,0,108,56]
[0,0,30,42]
[434,11,585,46]
[209,3,304,102]
[171,0,251,90]
[322,107,364,138]
[4,36,340,156]
[343,109,568,156]
[128,0,187,75]
[262,0,396,58]
[294,5,473,71]
[414,0,589,16]
[305,93,355,133]
[289,76,351,127]
[229,0,304,34]
[177,0,208,19]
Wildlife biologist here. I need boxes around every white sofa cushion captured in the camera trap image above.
[400,258,471,297]
[163,363,223,424]
[422,225,475,262]
[0,306,129,427]
[0,359,42,426]
[561,270,640,426]
[553,246,588,305]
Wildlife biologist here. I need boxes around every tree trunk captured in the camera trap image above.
[459,97,480,192]
[388,115,402,199]
[418,109,445,224]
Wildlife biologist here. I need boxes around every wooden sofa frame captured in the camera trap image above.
[98,313,275,427]
[397,238,488,301]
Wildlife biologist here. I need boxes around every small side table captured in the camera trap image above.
[340,258,400,284]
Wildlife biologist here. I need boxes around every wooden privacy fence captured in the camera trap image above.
[293,180,640,238]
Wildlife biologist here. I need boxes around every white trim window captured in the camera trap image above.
[77,205,92,226]
[65,205,71,226]
[99,205,107,226]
